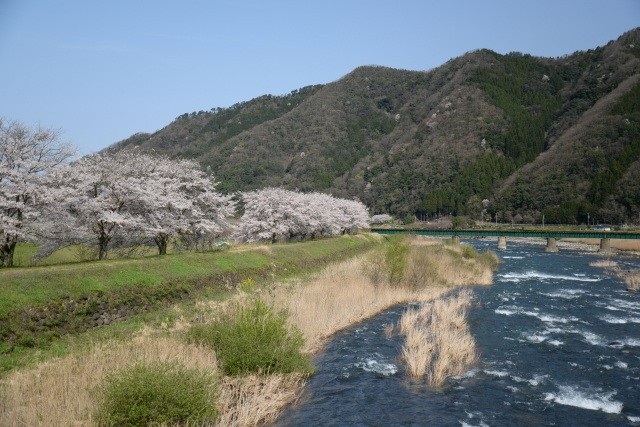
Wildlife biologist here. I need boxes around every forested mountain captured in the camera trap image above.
[111,28,640,225]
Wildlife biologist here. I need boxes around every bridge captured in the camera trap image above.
[370,228,640,252]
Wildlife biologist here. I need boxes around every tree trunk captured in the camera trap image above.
[98,235,110,260]
[0,237,17,268]
[96,222,114,260]
[154,235,168,255]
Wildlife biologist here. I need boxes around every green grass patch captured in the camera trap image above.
[0,236,374,318]
[111,265,163,287]
[95,362,218,426]
[186,299,313,376]
[12,243,39,266]
[12,242,181,268]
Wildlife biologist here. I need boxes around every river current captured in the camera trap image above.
[274,241,640,426]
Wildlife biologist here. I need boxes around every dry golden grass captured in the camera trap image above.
[217,374,305,426]
[229,243,273,254]
[0,335,218,426]
[364,238,496,290]
[405,236,441,246]
[0,328,304,427]
[609,240,640,251]
[403,244,496,288]
[399,290,477,387]
[266,255,449,353]
[402,329,433,378]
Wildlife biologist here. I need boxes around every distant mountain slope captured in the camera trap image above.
[111,28,640,224]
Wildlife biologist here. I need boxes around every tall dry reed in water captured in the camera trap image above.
[399,289,477,387]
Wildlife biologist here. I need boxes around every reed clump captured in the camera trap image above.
[590,260,618,268]
[399,289,477,387]
[623,271,640,292]
[217,373,306,426]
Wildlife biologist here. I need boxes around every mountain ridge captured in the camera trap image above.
[110,28,640,224]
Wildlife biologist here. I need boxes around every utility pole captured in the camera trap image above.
[542,214,545,228]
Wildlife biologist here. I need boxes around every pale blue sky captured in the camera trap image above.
[1,0,638,154]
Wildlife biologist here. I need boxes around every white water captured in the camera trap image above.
[544,386,623,414]
[499,270,601,283]
[354,357,398,376]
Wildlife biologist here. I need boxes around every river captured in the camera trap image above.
[273,241,640,426]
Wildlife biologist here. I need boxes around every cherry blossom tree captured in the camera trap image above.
[234,187,297,243]
[333,197,370,233]
[46,149,235,259]
[235,187,369,243]
[0,119,75,267]
[129,155,235,255]
[51,150,146,259]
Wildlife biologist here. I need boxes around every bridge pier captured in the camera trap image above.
[599,238,612,253]
[497,236,507,250]
[452,235,460,246]
[546,237,558,252]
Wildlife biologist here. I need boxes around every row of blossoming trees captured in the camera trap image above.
[0,119,370,267]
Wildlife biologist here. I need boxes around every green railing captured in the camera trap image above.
[371,228,640,240]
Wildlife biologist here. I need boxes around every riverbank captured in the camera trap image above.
[269,237,497,353]
[0,235,377,376]
[0,236,498,426]
[262,237,498,422]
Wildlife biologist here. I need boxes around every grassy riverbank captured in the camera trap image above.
[0,236,498,426]
[0,235,377,375]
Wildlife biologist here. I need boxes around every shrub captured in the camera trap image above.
[187,299,314,376]
[461,244,477,259]
[385,235,410,285]
[95,362,218,426]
